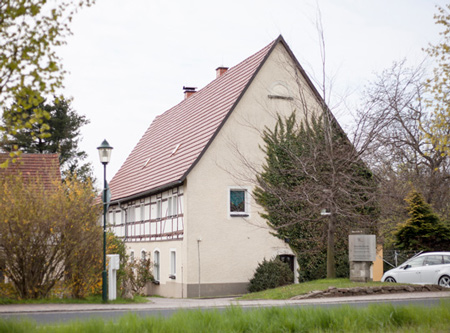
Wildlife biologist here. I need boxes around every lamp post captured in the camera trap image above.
[97,139,113,302]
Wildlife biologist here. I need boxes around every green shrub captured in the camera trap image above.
[248,258,293,292]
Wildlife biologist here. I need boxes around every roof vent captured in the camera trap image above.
[142,157,151,169]
[183,86,197,99]
[216,66,228,78]
[171,144,181,157]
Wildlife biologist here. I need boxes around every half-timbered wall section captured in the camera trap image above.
[108,186,184,242]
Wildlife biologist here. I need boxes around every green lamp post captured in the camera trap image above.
[97,139,113,302]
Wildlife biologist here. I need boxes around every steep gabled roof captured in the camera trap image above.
[0,153,61,188]
[109,37,283,202]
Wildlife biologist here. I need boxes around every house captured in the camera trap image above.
[107,35,335,298]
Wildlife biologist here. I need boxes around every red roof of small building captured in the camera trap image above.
[0,153,61,187]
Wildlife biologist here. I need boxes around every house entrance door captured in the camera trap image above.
[278,254,295,272]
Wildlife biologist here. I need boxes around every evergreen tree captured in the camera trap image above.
[1,96,93,181]
[394,190,450,251]
[254,112,378,281]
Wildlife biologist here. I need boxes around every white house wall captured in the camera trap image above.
[184,42,320,297]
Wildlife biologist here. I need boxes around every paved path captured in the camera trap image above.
[0,291,449,314]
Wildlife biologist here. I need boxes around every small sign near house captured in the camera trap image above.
[349,234,376,262]
[349,234,376,282]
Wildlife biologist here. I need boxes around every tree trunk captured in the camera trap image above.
[327,215,336,278]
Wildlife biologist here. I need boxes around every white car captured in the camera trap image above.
[381,252,450,288]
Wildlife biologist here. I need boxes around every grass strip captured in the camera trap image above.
[239,278,410,300]
[0,300,449,332]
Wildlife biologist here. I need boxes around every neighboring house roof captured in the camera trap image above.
[0,153,61,187]
[109,35,325,202]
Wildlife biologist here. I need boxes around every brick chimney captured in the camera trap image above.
[216,67,229,78]
[183,86,197,99]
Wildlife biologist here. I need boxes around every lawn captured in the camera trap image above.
[239,278,400,300]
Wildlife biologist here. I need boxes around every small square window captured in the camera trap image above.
[229,189,249,216]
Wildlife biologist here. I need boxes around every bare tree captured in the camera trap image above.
[0,174,101,299]
[354,60,450,239]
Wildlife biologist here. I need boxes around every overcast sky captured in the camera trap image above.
[59,0,447,187]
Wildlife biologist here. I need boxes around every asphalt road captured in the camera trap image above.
[1,294,449,324]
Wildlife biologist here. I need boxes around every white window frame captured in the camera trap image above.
[167,195,178,217]
[228,186,250,217]
[156,199,162,220]
[140,204,145,221]
[135,204,141,222]
[153,249,161,281]
[130,250,135,262]
[127,207,135,223]
[170,249,176,279]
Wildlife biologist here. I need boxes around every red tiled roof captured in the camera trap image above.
[0,153,61,187]
[109,37,281,202]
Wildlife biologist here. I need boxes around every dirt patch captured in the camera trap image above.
[290,285,449,300]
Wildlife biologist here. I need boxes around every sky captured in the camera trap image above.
[59,0,448,187]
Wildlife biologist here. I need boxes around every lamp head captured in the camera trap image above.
[97,139,113,164]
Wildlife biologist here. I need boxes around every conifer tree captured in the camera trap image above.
[394,190,450,251]
[1,96,93,181]
[254,112,378,281]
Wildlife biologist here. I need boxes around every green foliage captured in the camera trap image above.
[1,96,93,180]
[0,0,95,167]
[1,302,449,332]
[394,190,450,251]
[254,112,378,281]
[248,258,293,293]
[424,4,450,156]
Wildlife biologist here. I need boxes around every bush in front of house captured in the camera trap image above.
[248,258,293,293]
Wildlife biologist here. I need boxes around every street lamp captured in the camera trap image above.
[97,139,113,302]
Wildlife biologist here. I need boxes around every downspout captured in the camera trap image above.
[197,237,202,298]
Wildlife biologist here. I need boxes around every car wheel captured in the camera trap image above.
[385,276,396,283]
[438,275,450,288]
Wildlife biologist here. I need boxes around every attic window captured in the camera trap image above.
[268,81,293,100]
[268,95,293,101]
[142,158,151,169]
[171,144,181,157]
